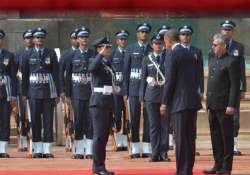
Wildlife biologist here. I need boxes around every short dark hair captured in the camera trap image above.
[164,29,179,42]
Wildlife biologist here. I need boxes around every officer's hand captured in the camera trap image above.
[55,97,60,104]
[200,93,204,101]
[60,93,66,102]
[10,98,17,109]
[240,92,245,100]
[225,107,235,116]
[22,96,28,102]
[99,45,107,56]
[140,101,144,108]
[160,104,167,117]
[123,95,128,103]
[65,97,71,106]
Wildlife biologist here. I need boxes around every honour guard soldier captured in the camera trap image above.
[112,30,129,151]
[21,27,60,158]
[123,23,152,158]
[139,34,170,162]
[59,28,79,100]
[179,25,204,156]
[220,20,246,156]
[157,25,174,150]
[65,27,94,159]
[203,33,240,175]
[59,29,78,152]
[14,29,34,152]
[0,30,17,158]
[89,37,116,175]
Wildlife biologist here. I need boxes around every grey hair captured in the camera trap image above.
[164,29,179,42]
[213,33,229,46]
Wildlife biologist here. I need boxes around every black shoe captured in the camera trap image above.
[20,148,28,152]
[216,169,231,175]
[73,154,84,159]
[93,170,115,175]
[149,156,159,162]
[159,153,171,162]
[0,153,10,158]
[234,150,242,156]
[130,153,140,159]
[141,153,151,158]
[169,146,174,150]
[32,153,43,158]
[122,147,128,151]
[116,147,123,152]
[85,155,93,159]
[203,167,220,174]
[43,153,54,159]
[195,151,200,156]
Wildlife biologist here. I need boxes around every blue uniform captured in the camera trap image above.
[139,52,169,160]
[21,47,59,155]
[0,49,17,142]
[89,54,114,173]
[65,48,95,157]
[123,42,152,156]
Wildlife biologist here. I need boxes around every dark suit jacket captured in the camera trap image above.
[206,53,240,110]
[161,44,201,114]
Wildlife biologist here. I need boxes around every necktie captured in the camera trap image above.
[156,55,160,63]
[141,45,145,53]
[121,50,125,58]
[38,49,42,59]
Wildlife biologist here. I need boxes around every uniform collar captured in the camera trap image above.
[72,46,77,51]
[35,47,44,53]
[181,43,191,50]
[172,43,180,50]
[153,52,162,58]
[138,41,148,48]
[118,47,125,53]
[79,47,88,53]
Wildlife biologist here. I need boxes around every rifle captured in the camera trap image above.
[25,99,33,158]
[64,102,75,154]
[16,96,22,151]
[125,98,132,157]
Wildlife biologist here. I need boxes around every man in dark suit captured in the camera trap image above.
[179,25,204,156]
[123,23,152,158]
[203,33,240,175]
[161,29,201,175]
[220,20,246,156]
[112,30,129,151]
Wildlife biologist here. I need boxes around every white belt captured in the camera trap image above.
[146,76,162,87]
[72,73,91,84]
[29,73,50,84]
[93,86,113,95]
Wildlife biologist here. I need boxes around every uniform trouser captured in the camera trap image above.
[29,98,55,142]
[233,107,240,137]
[129,96,150,142]
[72,99,93,140]
[173,110,196,175]
[168,115,174,135]
[91,106,113,173]
[17,94,28,136]
[209,109,234,171]
[145,102,169,157]
[113,95,126,133]
[0,99,11,141]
